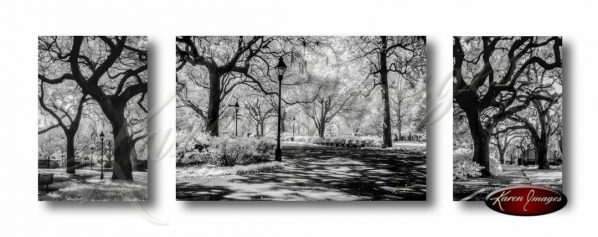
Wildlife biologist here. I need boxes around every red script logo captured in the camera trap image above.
[485,185,567,216]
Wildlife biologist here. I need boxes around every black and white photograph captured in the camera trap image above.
[453,36,563,201]
[176,36,427,201]
[38,36,149,201]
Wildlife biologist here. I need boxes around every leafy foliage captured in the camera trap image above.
[453,148,502,180]
[453,159,483,181]
[177,130,275,167]
[453,149,483,181]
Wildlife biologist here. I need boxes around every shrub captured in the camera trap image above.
[176,135,275,167]
[360,136,382,147]
[453,159,483,181]
[453,148,502,180]
[312,135,382,148]
[176,128,210,159]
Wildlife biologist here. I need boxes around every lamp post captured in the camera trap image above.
[234,101,239,137]
[90,147,94,170]
[274,57,287,161]
[48,134,52,169]
[292,117,296,141]
[100,131,105,180]
[107,140,111,167]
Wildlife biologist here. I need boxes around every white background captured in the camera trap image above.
[0,0,595,236]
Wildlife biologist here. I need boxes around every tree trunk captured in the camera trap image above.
[65,132,76,174]
[317,116,326,138]
[457,91,491,176]
[469,113,491,176]
[281,111,286,133]
[397,106,402,141]
[131,145,139,171]
[111,118,134,180]
[498,148,506,165]
[559,136,562,153]
[536,134,551,170]
[379,36,393,148]
[100,101,134,181]
[317,125,325,138]
[206,72,221,136]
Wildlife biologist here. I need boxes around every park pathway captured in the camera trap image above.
[177,145,426,201]
[454,165,563,201]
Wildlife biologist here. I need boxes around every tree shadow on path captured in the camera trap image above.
[177,146,426,201]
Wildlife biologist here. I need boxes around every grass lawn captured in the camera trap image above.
[38,169,148,202]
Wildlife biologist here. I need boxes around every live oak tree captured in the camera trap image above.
[507,64,562,169]
[176,36,320,136]
[390,73,425,141]
[244,95,277,137]
[490,123,527,164]
[38,82,88,173]
[176,68,237,126]
[453,36,562,176]
[38,36,148,180]
[300,78,356,138]
[353,36,426,147]
[38,117,64,161]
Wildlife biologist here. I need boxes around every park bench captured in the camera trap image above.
[38,173,54,190]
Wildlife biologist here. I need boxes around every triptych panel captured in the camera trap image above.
[36,36,563,203]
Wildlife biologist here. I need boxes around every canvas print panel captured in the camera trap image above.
[176,36,427,201]
[38,36,148,201]
[453,36,563,201]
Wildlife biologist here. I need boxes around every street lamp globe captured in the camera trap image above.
[234,100,240,137]
[275,57,287,79]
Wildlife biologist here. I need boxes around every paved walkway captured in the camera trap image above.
[454,165,562,201]
[177,145,426,201]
